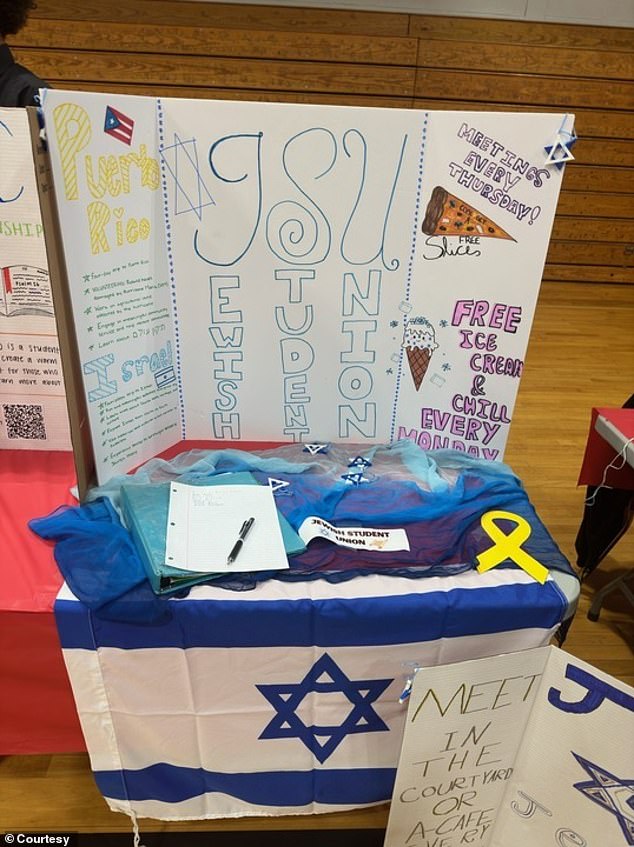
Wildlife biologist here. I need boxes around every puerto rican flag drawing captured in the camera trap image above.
[104,105,134,146]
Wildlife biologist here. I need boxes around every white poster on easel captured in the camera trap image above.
[42,90,572,482]
[384,646,634,847]
[0,108,71,450]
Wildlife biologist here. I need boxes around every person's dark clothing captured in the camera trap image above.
[0,43,48,107]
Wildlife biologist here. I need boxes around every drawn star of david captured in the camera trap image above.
[572,752,634,844]
[159,133,215,219]
[256,653,392,763]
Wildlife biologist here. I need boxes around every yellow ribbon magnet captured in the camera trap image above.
[476,510,549,584]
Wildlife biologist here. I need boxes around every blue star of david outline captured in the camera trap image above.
[268,477,292,496]
[159,133,215,220]
[303,443,330,455]
[256,653,392,763]
[572,752,634,845]
[544,133,577,171]
[341,471,370,486]
[348,456,372,469]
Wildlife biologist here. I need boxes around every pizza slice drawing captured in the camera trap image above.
[421,186,515,241]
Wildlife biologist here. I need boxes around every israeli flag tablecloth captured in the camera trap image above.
[54,566,576,821]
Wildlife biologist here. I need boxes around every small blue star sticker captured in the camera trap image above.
[256,654,392,763]
[303,443,329,455]
[341,472,370,486]
[348,456,372,469]
[268,477,291,496]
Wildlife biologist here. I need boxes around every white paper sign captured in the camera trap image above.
[299,516,410,551]
[165,481,288,573]
[0,108,71,450]
[385,646,634,847]
[41,91,570,481]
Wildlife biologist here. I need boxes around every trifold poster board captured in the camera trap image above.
[0,107,71,450]
[40,90,573,484]
[384,646,634,847]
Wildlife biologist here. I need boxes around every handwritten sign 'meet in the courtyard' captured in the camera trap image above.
[384,646,634,847]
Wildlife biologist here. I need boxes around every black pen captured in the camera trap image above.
[227,517,256,565]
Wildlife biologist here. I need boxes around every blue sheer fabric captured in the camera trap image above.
[29,442,573,622]
[29,498,172,623]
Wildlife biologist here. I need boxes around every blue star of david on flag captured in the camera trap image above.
[348,456,372,469]
[103,106,134,146]
[341,471,370,486]
[256,653,392,763]
[572,753,634,844]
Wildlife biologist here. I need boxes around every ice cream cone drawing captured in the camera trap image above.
[402,317,438,391]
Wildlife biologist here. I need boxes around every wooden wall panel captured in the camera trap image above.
[9,0,632,286]
[29,0,410,36]
[409,15,634,50]
[21,18,418,66]
[19,49,415,97]
[418,40,632,80]
[414,70,632,110]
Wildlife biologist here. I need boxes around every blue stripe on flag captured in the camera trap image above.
[94,764,396,806]
[55,581,564,650]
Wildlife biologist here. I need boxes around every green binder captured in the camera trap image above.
[121,472,305,595]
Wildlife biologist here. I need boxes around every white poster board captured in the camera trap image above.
[41,90,572,482]
[385,646,634,847]
[0,108,71,450]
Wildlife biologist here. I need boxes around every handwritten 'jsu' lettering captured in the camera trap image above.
[193,128,407,270]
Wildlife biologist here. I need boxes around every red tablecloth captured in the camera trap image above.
[0,450,85,753]
[0,441,285,754]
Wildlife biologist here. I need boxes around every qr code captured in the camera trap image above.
[3,403,47,440]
